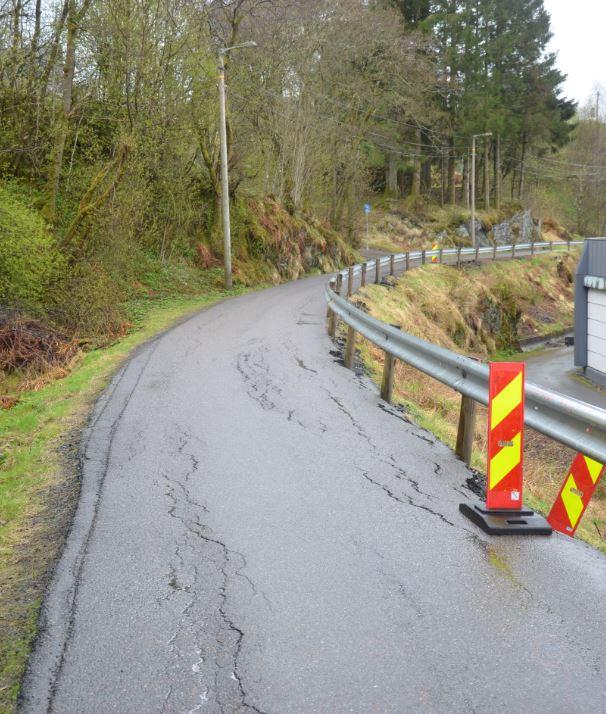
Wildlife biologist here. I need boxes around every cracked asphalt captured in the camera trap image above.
[20,273,606,713]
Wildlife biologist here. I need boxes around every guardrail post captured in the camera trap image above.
[457,247,462,268]
[389,254,395,276]
[328,309,337,337]
[326,279,335,318]
[344,326,356,369]
[327,279,337,337]
[347,266,354,297]
[567,240,571,252]
[375,257,380,284]
[421,250,426,265]
[438,248,443,264]
[531,240,535,255]
[336,272,343,296]
[455,395,477,467]
[492,243,497,261]
[474,245,480,262]
[549,241,553,251]
[405,252,410,271]
[380,352,395,403]
[361,263,367,287]
[512,243,516,259]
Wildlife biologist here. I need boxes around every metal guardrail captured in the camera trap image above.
[339,240,585,281]
[325,239,606,465]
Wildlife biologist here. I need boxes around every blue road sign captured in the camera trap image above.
[364,203,372,214]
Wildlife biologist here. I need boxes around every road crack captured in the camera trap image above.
[160,426,269,713]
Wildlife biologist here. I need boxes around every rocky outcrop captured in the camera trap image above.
[458,210,537,247]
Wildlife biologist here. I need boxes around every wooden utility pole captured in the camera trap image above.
[218,51,232,289]
[217,41,257,290]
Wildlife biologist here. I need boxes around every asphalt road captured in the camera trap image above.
[524,343,606,411]
[21,272,606,713]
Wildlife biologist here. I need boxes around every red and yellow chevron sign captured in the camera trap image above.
[547,454,605,537]
[431,244,439,263]
[486,363,525,510]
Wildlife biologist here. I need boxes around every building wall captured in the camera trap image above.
[575,239,606,385]
[587,288,606,374]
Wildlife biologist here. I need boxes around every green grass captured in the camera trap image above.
[0,285,253,713]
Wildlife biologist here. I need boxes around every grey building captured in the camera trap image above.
[575,238,606,386]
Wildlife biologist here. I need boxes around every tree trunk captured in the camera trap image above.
[43,3,78,222]
[411,130,421,199]
[386,151,398,196]
[421,152,431,195]
[38,0,70,107]
[483,140,490,209]
[447,138,456,204]
[32,0,42,54]
[494,135,501,211]
[11,0,22,52]
[440,147,445,206]
[519,135,527,200]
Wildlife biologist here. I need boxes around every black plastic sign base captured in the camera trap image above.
[459,502,552,536]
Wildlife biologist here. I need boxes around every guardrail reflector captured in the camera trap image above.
[459,362,552,536]
[547,454,604,537]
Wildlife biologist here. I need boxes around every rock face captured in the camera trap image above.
[491,210,535,245]
[458,220,489,246]
[460,210,536,247]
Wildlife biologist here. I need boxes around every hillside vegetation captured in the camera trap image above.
[355,252,577,355]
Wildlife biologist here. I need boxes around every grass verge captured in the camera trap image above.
[0,286,250,713]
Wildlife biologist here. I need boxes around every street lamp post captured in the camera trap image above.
[218,41,257,290]
[471,132,492,248]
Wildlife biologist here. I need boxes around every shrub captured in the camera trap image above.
[0,184,64,310]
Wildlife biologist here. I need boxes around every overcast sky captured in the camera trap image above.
[544,0,606,107]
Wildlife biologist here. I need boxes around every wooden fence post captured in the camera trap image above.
[380,353,395,403]
[455,395,477,467]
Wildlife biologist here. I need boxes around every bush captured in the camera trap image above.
[0,184,64,309]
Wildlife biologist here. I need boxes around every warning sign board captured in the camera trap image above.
[486,362,525,511]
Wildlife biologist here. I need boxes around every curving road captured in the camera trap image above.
[21,274,606,713]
